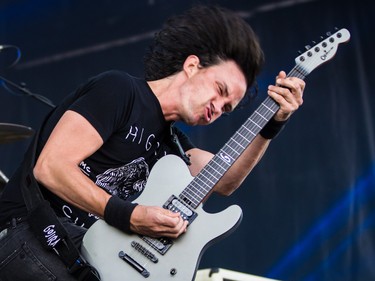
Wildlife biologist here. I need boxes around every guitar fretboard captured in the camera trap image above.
[180,65,308,209]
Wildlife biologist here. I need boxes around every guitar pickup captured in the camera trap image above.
[141,236,172,255]
[163,195,198,224]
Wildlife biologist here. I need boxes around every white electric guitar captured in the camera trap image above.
[81,28,350,281]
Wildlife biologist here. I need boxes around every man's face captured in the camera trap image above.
[179,59,247,126]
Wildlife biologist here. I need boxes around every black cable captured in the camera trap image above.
[0,45,55,108]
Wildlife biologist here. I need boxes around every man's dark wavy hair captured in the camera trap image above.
[144,5,264,89]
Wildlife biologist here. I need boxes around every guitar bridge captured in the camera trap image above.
[131,241,158,263]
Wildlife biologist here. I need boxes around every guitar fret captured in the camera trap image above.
[250,119,262,129]
[216,154,235,169]
[193,159,228,188]
[188,180,208,195]
[291,65,308,78]
[263,98,279,109]
[192,175,213,189]
[262,103,276,113]
[259,107,276,118]
[195,172,217,188]
[197,172,217,186]
[181,185,204,203]
[240,124,258,138]
[209,157,228,169]
[237,131,253,142]
[185,183,206,200]
[203,172,222,185]
[183,182,210,206]
[206,159,225,172]
[229,138,245,150]
[181,192,200,206]
[224,143,241,156]
[254,110,268,121]
[193,182,211,202]
[192,181,209,196]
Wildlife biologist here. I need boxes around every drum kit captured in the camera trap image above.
[0,45,49,194]
[0,123,34,192]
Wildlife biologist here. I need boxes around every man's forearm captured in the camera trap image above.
[213,135,271,196]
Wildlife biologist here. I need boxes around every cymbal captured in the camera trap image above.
[0,123,34,144]
[0,170,8,184]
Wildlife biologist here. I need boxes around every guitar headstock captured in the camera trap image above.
[295,28,350,75]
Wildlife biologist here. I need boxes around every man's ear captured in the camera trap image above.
[183,55,200,78]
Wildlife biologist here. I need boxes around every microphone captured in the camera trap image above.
[0,45,9,51]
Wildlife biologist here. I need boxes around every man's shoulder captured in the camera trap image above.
[95,70,131,82]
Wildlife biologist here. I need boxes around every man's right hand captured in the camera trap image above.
[130,205,188,238]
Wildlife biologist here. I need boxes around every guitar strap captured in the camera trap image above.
[19,124,101,281]
[169,122,191,166]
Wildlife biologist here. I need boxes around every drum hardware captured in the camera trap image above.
[0,169,8,194]
[0,170,8,184]
[0,123,34,144]
[1,45,55,108]
[0,74,55,108]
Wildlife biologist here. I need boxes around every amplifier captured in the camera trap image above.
[195,268,281,281]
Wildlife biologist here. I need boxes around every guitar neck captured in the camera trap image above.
[180,66,308,209]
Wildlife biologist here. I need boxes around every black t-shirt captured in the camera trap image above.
[0,70,195,228]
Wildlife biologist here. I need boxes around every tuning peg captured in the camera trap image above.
[312,41,317,45]
[305,45,311,50]
[298,50,302,54]
[326,31,332,36]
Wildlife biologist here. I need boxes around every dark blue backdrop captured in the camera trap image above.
[1,1,374,280]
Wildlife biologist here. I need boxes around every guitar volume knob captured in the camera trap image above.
[170,268,177,276]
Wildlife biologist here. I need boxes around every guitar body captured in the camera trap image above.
[82,155,243,281]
